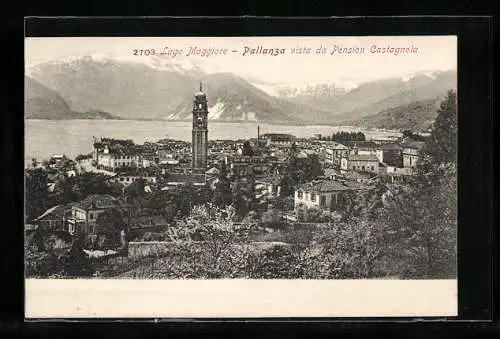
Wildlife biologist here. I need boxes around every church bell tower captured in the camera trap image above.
[192,82,209,172]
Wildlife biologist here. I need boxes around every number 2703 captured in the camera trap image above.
[133,49,155,56]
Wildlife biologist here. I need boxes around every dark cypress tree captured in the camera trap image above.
[426,90,457,165]
[242,141,254,156]
[213,162,232,207]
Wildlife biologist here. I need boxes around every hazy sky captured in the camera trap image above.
[25,36,457,84]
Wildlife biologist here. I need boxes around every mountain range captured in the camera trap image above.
[25,54,456,130]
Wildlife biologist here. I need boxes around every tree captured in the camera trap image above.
[70,173,115,200]
[168,204,255,278]
[213,162,232,207]
[61,235,94,277]
[312,217,385,278]
[96,208,128,249]
[124,178,146,199]
[379,170,456,278]
[285,152,324,187]
[25,168,49,222]
[242,141,254,156]
[426,90,457,165]
[372,91,458,279]
[261,209,285,230]
[231,179,255,219]
[402,130,426,142]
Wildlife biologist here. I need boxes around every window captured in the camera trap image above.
[320,195,326,206]
[198,103,202,109]
[298,191,303,199]
[371,166,374,171]
[362,166,365,171]
[311,193,316,202]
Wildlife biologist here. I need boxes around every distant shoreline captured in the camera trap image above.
[25,118,402,132]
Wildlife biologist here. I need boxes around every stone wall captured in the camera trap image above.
[128,241,179,260]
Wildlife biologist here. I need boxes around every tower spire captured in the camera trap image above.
[200,82,203,92]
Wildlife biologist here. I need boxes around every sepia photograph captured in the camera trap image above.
[24,35,458,317]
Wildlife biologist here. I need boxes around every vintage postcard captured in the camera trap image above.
[24,36,458,318]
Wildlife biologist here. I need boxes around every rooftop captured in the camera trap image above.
[401,139,426,150]
[324,141,349,149]
[342,141,379,149]
[74,194,122,210]
[34,205,66,221]
[379,143,402,150]
[297,179,365,192]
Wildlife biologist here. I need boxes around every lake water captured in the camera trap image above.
[25,120,401,166]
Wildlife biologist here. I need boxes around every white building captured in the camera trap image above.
[294,179,365,212]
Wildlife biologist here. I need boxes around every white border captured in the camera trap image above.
[25,279,457,318]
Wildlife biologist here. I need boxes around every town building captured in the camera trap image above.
[401,140,426,168]
[376,143,403,167]
[342,141,379,156]
[261,133,296,147]
[323,142,350,166]
[66,194,130,238]
[341,154,380,173]
[92,138,151,172]
[294,179,365,212]
[255,175,282,201]
[33,205,67,231]
[384,166,414,183]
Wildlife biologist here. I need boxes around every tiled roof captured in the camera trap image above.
[324,168,341,177]
[342,141,379,149]
[74,194,121,210]
[324,141,349,149]
[35,205,66,221]
[401,140,426,150]
[297,179,363,192]
[342,170,374,180]
[348,154,379,162]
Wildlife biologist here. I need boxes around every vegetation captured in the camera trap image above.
[112,91,457,280]
[25,91,457,280]
[329,131,366,142]
[402,130,426,141]
[280,145,324,192]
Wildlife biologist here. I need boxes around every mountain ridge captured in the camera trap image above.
[26,54,456,129]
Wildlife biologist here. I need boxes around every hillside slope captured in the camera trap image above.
[333,71,456,123]
[25,76,74,119]
[349,97,443,131]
